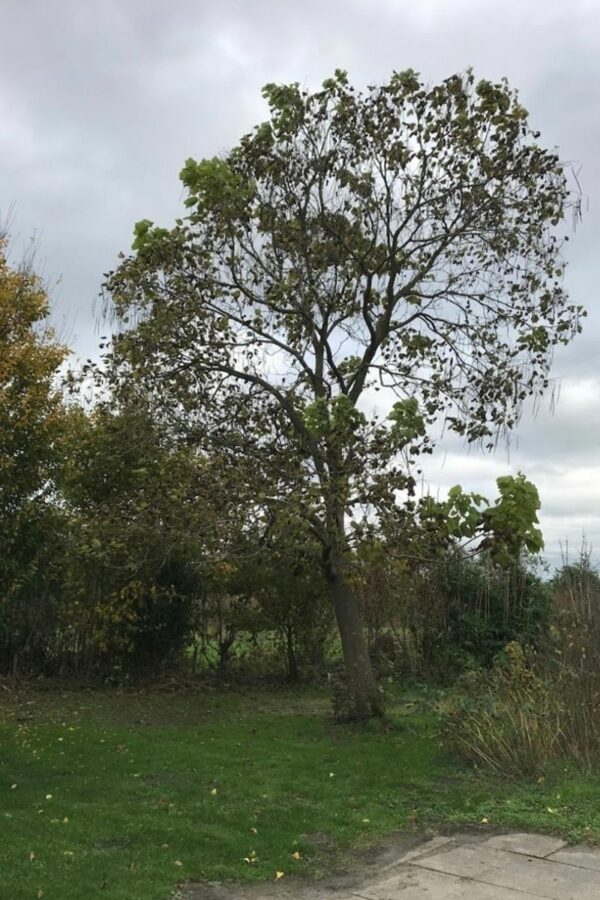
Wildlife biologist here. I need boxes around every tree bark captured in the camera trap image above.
[323,552,383,720]
[284,625,300,683]
[217,633,235,676]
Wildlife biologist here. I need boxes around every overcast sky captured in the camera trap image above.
[2,0,599,567]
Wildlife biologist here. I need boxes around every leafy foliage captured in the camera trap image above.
[56,405,209,675]
[0,239,68,672]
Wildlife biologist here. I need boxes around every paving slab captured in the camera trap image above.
[415,842,600,900]
[548,845,600,872]
[352,865,549,899]
[483,833,567,857]
[411,842,506,880]
[384,835,455,868]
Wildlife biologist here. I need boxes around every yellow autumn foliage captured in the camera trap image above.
[0,238,68,512]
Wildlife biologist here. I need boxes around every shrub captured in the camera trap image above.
[430,558,551,676]
[444,642,562,775]
[445,638,600,775]
[356,548,551,681]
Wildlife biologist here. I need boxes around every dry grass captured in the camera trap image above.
[446,554,600,775]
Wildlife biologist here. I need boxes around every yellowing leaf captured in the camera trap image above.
[210,788,218,796]
[481,817,489,824]
[291,851,302,860]
[275,871,285,880]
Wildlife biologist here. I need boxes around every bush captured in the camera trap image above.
[430,558,550,674]
[445,638,600,775]
[444,642,562,774]
[356,548,551,681]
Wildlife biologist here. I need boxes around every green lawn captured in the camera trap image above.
[2,683,600,900]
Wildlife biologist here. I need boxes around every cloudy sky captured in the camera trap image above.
[2,0,598,566]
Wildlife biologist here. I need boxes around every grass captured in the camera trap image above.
[2,682,600,899]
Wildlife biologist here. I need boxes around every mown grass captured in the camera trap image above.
[2,682,600,899]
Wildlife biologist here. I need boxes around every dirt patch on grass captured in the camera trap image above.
[177,831,431,899]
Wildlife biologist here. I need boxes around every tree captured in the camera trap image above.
[0,236,68,672]
[104,70,583,718]
[56,403,212,675]
[248,521,333,683]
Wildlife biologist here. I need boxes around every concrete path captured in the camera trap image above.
[182,833,600,899]
[342,832,600,899]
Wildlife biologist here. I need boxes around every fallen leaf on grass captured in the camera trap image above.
[275,871,285,880]
[291,851,302,860]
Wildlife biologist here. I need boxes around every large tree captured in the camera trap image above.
[105,70,583,718]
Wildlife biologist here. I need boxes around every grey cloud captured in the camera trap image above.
[2,0,599,562]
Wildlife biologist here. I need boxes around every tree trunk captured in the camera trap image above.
[323,553,383,721]
[284,624,300,683]
[217,635,234,676]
